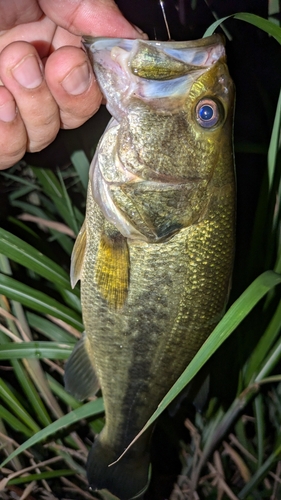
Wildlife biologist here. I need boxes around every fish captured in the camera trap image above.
[64,34,235,500]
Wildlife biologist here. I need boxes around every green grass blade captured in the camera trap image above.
[192,340,281,486]
[268,87,281,190]
[0,254,12,274]
[0,417,23,470]
[12,200,51,219]
[203,15,231,37]
[12,359,52,427]
[0,273,83,331]
[255,335,281,382]
[254,395,265,469]
[234,13,281,43]
[47,375,105,434]
[0,172,36,199]
[32,167,79,235]
[46,375,81,409]
[9,185,35,200]
[238,440,281,499]
[57,170,79,235]
[0,398,104,467]
[0,379,40,433]
[11,199,75,255]
[204,13,281,44]
[71,150,90,190]
[0,405,33,437]
[8,469,74,485]
[46,231,73,255]
[120,271,281,453]
[26,312,75,343]
[59,288,82,313]
[7,216,39,239]
[0,342,74,360]
[245,299,281,382]
[0,228,73,291]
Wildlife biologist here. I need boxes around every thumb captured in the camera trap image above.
[39,0,145,38]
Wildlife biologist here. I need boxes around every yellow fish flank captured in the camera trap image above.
[65,35,235,500]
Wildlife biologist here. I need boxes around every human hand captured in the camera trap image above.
[0,0,145,169]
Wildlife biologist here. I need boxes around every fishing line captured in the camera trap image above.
[159,0,172,40]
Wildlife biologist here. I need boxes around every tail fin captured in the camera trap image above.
[87,437,151,500]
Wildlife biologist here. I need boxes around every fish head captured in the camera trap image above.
[84,35,234,182]
[83,35,235,242]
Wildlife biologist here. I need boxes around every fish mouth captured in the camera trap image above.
[83,35,226,117]
[83,35,225,72]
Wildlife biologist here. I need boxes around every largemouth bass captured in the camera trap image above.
[65,34,235,500]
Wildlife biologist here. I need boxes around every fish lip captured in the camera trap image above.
[82,34,225,51]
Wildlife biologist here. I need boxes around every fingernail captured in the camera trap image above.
[12,55,43,89]
[61,62,90,95]
[132,24,148,39]
[0,100,17,122]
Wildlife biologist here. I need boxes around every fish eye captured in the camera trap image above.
[195,98,221,128]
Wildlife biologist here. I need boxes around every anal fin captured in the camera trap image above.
[95,230,129,310]
[70,221,87,288]
[64,333,99,401]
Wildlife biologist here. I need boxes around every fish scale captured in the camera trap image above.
[65,34,235,499]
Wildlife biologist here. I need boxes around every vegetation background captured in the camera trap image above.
[0,1,280,499]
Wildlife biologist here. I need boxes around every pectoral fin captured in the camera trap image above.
[70,222,87,288]
[95,230,129,310]
[64,333,99,401]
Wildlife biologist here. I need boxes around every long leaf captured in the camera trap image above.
[238,440,281,499]
[0,379,40,433]
[0,398,104,467]
[267,87,281,190]
[0,342,74,360]
[245,299,281,382]
[0,405,33,437]
[71,150,90,190]
[8,469,74,485]
[33,167,79,235]
[12,359,52,427]
[204,13,281,44]
[26,312,75,343]
[0,274,83,331]
[0,228,74,292]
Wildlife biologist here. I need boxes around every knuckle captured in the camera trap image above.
[0,142,26,169]
[0,120,27,168]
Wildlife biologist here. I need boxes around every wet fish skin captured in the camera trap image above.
[65,35,235,500]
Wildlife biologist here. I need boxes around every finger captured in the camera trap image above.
[0,0,42,29]
[0,41,60,153]
[0,15,57,60]
[0,86,28,169]
[45,45,102,129]
[39,0,146,38]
